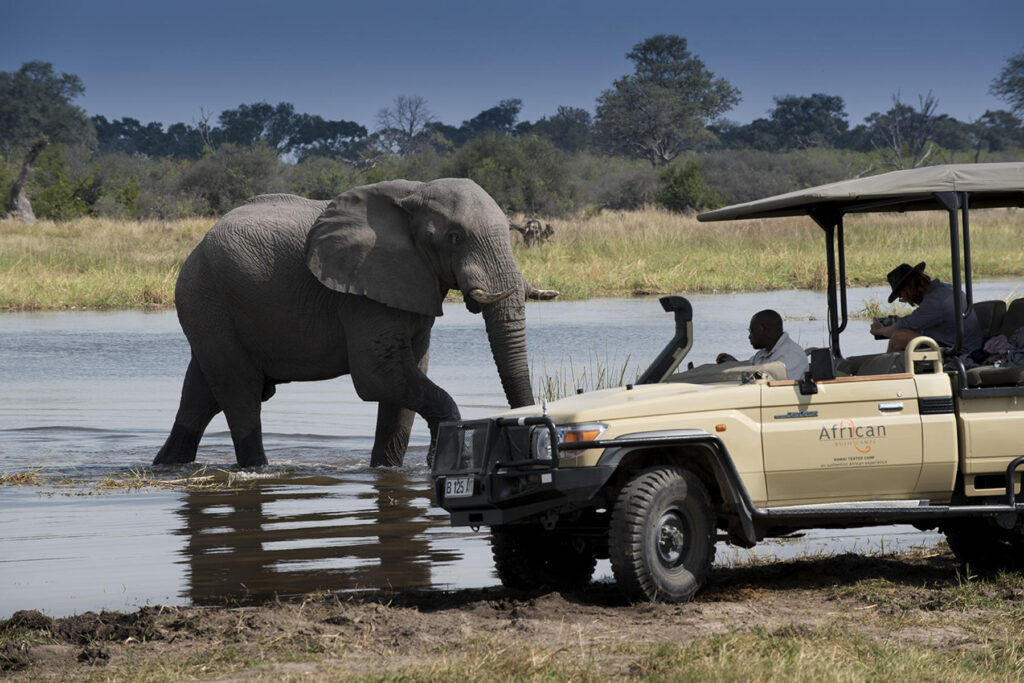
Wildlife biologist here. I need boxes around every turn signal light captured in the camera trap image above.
[715,424,727,432]
[564,427,605,443]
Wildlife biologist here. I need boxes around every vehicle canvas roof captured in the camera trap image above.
[697,162,1024,222]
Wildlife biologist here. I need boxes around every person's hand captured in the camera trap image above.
[870,319,893,337]
[716,353,737,364]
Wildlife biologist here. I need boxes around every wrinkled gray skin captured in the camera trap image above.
[155,178,555,468]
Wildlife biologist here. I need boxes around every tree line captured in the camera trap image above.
[3,36,1024,222]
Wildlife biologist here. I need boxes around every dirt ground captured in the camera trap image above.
[3,548,1022,681]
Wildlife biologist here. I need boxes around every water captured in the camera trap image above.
[3,282,1020,617]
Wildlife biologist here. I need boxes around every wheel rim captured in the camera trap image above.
[656,509,686,569]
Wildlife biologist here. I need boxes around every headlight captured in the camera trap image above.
[531,423,607,459]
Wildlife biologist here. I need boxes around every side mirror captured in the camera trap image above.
[809,347,836,381]
[799,348,835,395]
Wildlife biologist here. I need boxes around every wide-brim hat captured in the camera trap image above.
[886,262,926,302]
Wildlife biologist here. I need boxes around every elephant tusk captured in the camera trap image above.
[468,287,516,305]
[527,286,559,300]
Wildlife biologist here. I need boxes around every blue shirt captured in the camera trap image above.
[895,278,982,351]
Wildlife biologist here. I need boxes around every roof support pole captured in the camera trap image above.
[810,209,846,357]
[934,192,967,355]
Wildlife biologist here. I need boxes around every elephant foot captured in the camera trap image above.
[153,424,202,465]
[232,431,268,468]
[370,450,404,468]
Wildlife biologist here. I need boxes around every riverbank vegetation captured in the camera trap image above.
[2,208,1021,311]
[5,44,1024,224]
[3,548,1023,680]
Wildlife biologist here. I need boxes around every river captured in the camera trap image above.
[2,281,1020,617]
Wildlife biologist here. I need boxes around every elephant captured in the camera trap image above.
[155,178,557,469]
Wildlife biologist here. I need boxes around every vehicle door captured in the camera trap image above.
[759,373,923,505]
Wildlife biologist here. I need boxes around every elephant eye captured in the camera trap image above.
[448,231,464,247]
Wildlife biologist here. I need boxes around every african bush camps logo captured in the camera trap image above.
[818,419,887,454]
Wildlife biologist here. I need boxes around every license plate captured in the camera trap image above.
[444,476,473,498]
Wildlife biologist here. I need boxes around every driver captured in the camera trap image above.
[717,309,808,380]
[869,261,982,353]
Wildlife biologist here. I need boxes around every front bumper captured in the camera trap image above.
[431,417,615,526]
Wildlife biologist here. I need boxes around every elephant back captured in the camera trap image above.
[181,194,331,299]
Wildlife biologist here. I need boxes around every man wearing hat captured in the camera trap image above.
[869,261,982,353]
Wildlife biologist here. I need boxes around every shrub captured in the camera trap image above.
[702,148,866,204]
[285,156,362,199]
[178,143,287,214]
[656,157,723,212]
[27,144,94,220]
[565,153,659,210]
[442,133,574,215]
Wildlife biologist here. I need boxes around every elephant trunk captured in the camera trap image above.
[481,283,534,409]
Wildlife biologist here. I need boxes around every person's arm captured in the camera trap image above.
[870,317,900,338]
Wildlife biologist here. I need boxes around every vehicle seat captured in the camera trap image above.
[966,298,1024,387]
[997,298,1024,337]
[973,299,1006,338]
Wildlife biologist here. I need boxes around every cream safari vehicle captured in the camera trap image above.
[431,162,1024,603]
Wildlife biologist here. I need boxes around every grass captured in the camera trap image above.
[532,351,643,402]
[512,206,1024,300]
[0,216,211,310]
[2,208,1022,310]
[4,549,1024,681]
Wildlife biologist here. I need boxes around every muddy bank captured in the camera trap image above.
[4,548,1023,681]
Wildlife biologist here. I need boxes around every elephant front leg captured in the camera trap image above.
[370,402,415,468]
[352,333,458,467]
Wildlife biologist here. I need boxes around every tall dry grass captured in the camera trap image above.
[0,216,213,310]
[1,208,1022,310]
[513,206,1024,299]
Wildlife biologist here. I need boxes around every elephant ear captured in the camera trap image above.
[305,180,444,316]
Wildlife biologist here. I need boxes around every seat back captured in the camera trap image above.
[999,298,1024,337]
[973,299,1006,337]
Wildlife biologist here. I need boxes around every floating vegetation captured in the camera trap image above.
[0,465,250,494]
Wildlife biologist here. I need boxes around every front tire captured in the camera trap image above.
[491,525,596,591]
[609,467,715,603]
[944,518,1024,572]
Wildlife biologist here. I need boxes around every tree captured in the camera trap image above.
[529,106,593,152]
[968,109,1024,160]
[990,47,1024,116]
[714,118,780,151]
[288,114,368,162]
[375,95,436,155]
[0,61,93,221]
[92,115,206,158]
[461,99,523,138]
[865,92,940,169]
[594,34,740,165]
[769,93,848,149]
[216,102,298,154]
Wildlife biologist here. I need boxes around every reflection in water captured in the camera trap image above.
[178,471,463,604]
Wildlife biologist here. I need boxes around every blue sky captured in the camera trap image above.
[3,0,1022,131]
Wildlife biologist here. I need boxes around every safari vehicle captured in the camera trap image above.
[431,163,1024,603]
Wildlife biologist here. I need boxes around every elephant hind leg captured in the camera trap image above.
[212,370,269,469]
[155,358,221,465]
[186,345,269,468]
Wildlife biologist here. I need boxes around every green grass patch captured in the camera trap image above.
[2,209,1022,310]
